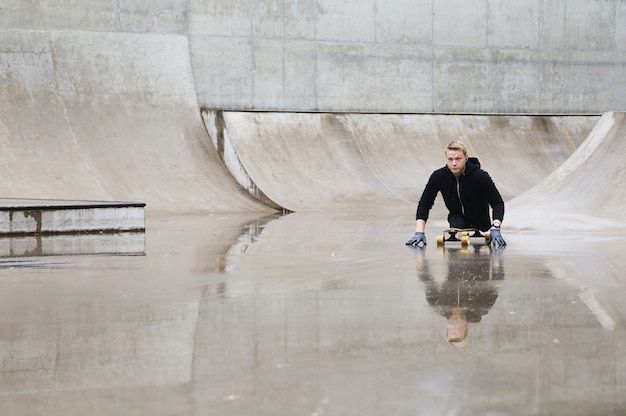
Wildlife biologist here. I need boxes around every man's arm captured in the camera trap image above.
[480,171,505,221]
[407,170,440,247]
[415,171,441,223]
[480,173,506,246]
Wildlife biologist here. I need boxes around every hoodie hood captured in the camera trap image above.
[468,157,481,168]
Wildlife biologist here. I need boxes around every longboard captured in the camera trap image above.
[436,228,490,247]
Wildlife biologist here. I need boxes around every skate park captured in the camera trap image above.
[1,1,626,415]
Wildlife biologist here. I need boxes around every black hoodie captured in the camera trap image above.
[415,157,504,231]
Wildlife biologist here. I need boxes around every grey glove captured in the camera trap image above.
[406,232,427,246]
[488,229,506,247]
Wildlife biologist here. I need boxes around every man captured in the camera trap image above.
[406,140,506,247]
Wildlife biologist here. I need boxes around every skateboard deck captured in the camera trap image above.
[436,228,490,246]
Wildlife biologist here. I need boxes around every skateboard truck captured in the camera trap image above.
[436,228,490,247]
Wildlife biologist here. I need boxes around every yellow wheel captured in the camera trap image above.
[436,235,444,245]
[461,235,470,246]
[484,231,491,242]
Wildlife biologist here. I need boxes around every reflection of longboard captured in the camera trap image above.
[436,228,490,247]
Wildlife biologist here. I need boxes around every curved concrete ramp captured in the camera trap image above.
[507,111,626,231]
[0,29,601,219]
[217,111,596,212]
[0,30,269,215]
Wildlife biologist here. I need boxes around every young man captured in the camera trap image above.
[406,140,506,247]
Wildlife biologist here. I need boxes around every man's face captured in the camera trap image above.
[446,308,468,346]
[446,149,467,177]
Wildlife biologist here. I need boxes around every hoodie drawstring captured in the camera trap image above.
[456,177,465,216]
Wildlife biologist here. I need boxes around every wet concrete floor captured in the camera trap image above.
[0,212,624,415]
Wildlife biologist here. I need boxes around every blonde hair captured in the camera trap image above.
[445,140,468,157]
[446,329,468,348]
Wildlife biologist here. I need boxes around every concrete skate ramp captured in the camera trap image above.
[0,30,268,215]
[219,112,596,212]
[0,29,602,219]
[506,111,626,230]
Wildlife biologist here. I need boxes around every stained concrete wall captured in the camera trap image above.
[1,0,625,114]
[189,0,626,114]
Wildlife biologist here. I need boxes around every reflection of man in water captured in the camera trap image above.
[414,246,504,347]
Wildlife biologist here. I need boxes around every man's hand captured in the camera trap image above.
[488,229,506,247]
[406,232,427,247]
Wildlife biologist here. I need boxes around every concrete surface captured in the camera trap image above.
[507,111,626,230]
[0,213,624,416]
[2,2,626,415]
[212,111,597,211]
[0,199,145,235]
[1,112,626,415]
[2,2,625,115]
[0,231,145,258]
[186,0,626,113]
[0,30,270,215]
